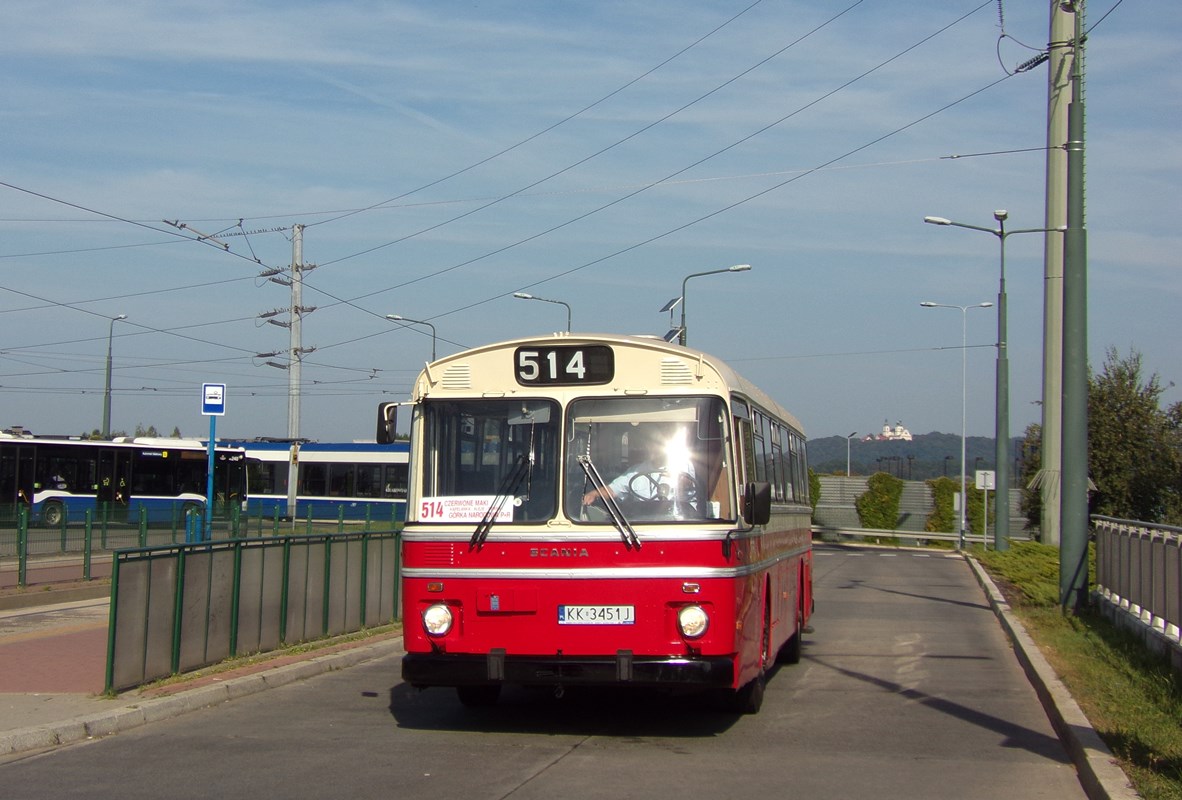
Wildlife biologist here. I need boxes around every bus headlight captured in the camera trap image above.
[677,604,709,639]
[422,603,453,636]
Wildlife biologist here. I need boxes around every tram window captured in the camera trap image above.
[302,463,327,496]
[328,463,355,496]
[355,464,381,498]
[248,462,282,495]
[383,465,407,499]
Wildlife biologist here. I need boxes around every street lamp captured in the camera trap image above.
[513,292,572,332]
[921,300,992,549]
[102,314,127,438]
[666,264,751,346]
[845,431,857,477]
[385,314,436,362]
[924,212,1064,551]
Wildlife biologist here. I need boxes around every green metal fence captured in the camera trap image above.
[104,528,401,693]
[1,502,399,589]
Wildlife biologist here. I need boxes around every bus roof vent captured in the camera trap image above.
[441,363,472,390]
[660,358,694,385]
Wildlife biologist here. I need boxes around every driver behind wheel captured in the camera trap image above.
[582,428,696,515]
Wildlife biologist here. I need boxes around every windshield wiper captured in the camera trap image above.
[470,453,531,549]
[577,455,640,550]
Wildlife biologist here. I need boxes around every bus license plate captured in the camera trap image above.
[558,605,635,625]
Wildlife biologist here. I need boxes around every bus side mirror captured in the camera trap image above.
[744,481,771,526]
[376,402,398,444]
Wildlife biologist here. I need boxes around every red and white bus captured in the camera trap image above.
[396,333,812,712]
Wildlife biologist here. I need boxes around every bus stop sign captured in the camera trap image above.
[202,383,226,416]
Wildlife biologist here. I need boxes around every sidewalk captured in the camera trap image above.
[0,583,404,759]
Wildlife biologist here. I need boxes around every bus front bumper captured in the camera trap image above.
[402,650,734,689]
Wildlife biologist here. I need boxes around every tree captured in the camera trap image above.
[1017,423,1042,534]
[1087,348,1181,523]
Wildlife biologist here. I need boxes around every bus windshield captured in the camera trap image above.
[566,396,731,523]
[418,399,560,524]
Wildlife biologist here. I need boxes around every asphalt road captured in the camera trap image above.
[0,545,1088,799]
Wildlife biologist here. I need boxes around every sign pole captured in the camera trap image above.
[200,383,227,542]
[205,414,216,541]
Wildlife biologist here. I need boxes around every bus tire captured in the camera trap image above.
[41,500,65,527]
[456,684,501,708]
[777,607,804,665]
[730,673,765,715]
[778,629,802,665]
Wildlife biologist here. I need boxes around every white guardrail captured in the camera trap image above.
[1093,516,1182,646]
[812,526,1019,548]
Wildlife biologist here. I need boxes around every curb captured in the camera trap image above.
[964,555,1139,800]
[0,584,111,612]
[0,633,404,758]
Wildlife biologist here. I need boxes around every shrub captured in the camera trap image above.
[855,471,903,530]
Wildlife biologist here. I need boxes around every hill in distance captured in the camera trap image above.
[807,431,1026,482]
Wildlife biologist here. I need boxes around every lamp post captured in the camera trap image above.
[102,314,127,438]
[513,292,572,332]
[924,213,1064,551]
[385,314,436,362]
[921,300,992,549]
[670,264,750,346]
[845,431,857,477]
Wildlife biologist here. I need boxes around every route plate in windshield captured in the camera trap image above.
[558,605,635,625]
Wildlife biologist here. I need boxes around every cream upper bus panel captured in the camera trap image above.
[407,333,800,435]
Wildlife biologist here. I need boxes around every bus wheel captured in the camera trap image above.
[777,607,804,665]
[730,673,765,715]
[42,501,65,527]
[778,629,802,665]
[456,684,501,708]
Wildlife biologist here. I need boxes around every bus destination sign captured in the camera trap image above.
[514,345,614,386]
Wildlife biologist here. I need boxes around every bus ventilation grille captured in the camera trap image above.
[660,358,694,385]
[441,364,472,390]
[421,542,458,566]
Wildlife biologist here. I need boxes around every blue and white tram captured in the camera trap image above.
[227,439,409,522]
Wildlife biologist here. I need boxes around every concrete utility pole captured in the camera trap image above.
[286,224,305,521]
[1038,0,1075,547]
[1060,1,1090,612]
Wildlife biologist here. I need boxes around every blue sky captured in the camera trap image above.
[1,1,1177,443]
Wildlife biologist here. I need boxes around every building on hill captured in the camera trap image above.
[863,420,912,442]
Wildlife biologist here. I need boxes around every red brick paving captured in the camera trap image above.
[0,625,107,694]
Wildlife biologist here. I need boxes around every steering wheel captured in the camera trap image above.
[627,470,666,501]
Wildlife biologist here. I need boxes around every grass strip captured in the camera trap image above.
[975,541,1182,800]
